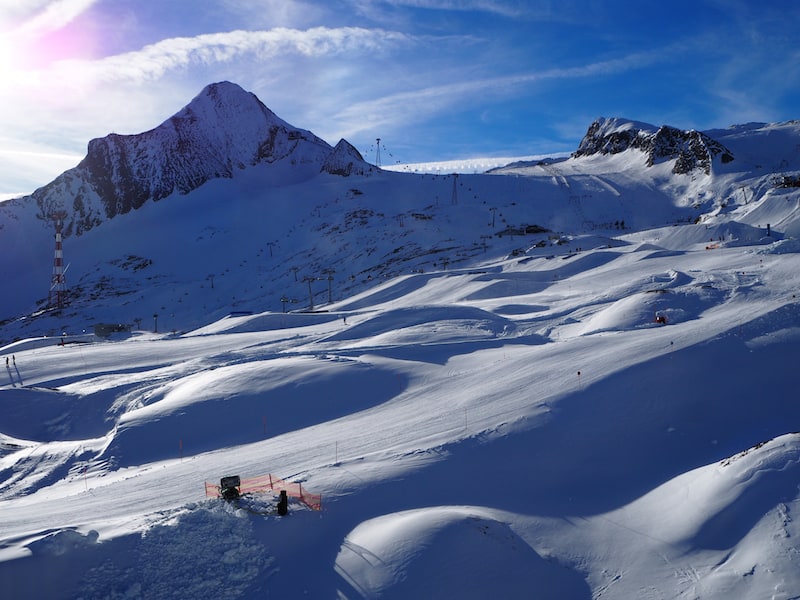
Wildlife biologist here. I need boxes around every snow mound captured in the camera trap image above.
[187,311,339,335]
[615,432,800,550]
[758,237,800,255]
[104,356,402,467]
[334,506,588,599]
[576,280,721,335]
[27,528,100,556]
[688,433,800,550]
[3,503,275,598]
[324,305,515,348]
[577,434,800,599]
[78,504,275,598]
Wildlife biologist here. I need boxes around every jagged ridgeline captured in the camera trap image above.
[573,117,735,174]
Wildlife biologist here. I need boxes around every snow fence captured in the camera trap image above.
[205,473,322,511]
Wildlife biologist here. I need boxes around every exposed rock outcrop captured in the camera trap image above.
[573,117,734,174]
[321,139,372,176]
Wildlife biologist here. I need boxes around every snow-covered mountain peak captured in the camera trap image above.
[587,116,659,137]
[166,81,290,139]
[573,117,657,156]
[574,116,735,174]
[19,82,336,237]
[321,139,373,176]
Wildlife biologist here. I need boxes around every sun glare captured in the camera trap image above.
[0,34,12,76]
[0,29,57,86]
[0,31,34,83]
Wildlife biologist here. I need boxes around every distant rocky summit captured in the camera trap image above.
[321,139,372,177]
[573,117,734,175]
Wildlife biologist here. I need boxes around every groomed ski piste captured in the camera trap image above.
[1,107,800,597]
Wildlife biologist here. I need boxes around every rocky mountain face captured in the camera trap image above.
[22,82,370,237]
[573,117,735,174]
[321,139,373,176]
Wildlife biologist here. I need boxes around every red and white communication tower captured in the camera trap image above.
[49,211,68,309]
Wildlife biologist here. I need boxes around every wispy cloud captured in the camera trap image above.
[0,0,99,34]
[219,0,329,28]
[0,0,50,29]
[52,26,415,85]
[332,48,669,138]
[383,0,526,16]
[2,24,418,122]
[376,0,595,21]
[669,2,800,127]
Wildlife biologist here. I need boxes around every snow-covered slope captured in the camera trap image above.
[1,84,799,599]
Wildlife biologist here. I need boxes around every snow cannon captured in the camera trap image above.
[219,475,241,501]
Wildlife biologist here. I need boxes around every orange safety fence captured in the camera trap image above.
[205,474,322,511]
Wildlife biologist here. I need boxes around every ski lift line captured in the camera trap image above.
[365,138,396,166]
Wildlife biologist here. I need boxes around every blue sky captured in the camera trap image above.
[0,0,798,196]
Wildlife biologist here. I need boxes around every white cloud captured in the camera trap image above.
[331,49,668,139]
[50,26,414,86]
[0,0,50,29]
[1,24,418,132]
[0,0,99,34]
